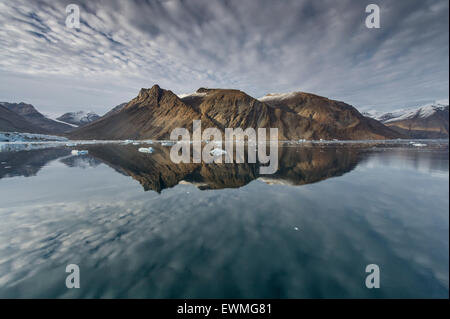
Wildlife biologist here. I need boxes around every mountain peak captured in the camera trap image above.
[138,84,162,100]
[196,87,214,94]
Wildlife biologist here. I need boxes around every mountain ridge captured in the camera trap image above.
[70,85,402,140]
[363,100,449,138]
[0,102,73,134]
[0,104,46,133]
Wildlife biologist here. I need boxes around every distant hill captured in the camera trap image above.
[0,102,73,134]
[364,100,449,138]
[70,85,401,140]
[0,104,46,133]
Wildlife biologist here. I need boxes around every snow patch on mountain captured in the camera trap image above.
[48,117,79,127]
[178,92,207,98]
[258,92,299,101]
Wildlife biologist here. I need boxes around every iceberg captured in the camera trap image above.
[138,147,154,153]
[71,150,89,155]
[210,148,227,156]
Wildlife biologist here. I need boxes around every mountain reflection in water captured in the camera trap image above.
[1,143,447,192]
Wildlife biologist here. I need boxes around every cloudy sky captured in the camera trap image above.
[0,0,448,116]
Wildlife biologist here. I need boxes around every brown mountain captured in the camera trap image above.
[70,85,401,140]
[259,92,402,140]
[0,104,46,133]
[70,85,215,140]
[180,88,325,140]
[1,102,73,134]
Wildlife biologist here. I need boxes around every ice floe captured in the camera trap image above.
[138,147,154,153]
[71,150,89,155]
[210,148,227,156]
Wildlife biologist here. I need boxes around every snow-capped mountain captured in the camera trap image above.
[364,100,449,123]
[56,111,100,126]
[363,100,449,138]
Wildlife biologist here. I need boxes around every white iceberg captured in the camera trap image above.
[412,143,427,147]
[210,148,227,156]
[71,150,89,155]
[138,147,154,153]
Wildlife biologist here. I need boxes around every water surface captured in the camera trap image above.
[0,141,448,298]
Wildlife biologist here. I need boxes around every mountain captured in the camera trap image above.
[258,92,401,140]
[364,101,449,138]
[69,85,215,140]
[0,102,73,134]
[56,111,100,126]
[179,88,320,140]
[70,85,401,140]
[0,104,46,133]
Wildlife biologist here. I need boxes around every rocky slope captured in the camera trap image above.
[71,85,400,140]
[364,101,449,138]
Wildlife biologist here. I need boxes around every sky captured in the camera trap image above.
[0,0,448,117]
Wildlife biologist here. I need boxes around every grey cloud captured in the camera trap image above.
[0,0,448,115]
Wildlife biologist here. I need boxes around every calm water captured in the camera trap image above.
[0,141,448,298]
